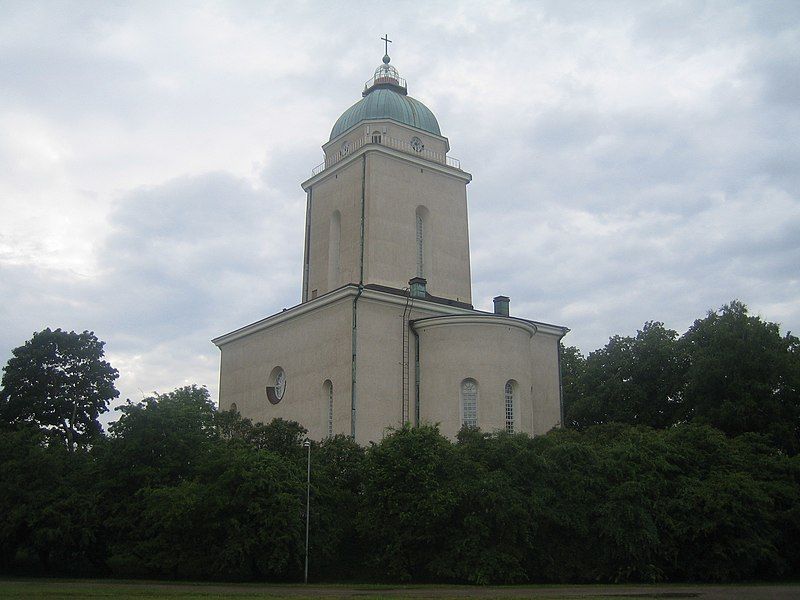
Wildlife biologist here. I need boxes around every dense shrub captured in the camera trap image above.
[1,395,798,583]
[2,301,798,582]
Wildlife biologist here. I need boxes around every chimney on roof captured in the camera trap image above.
[409,277,427,299]
[493,295,510,316]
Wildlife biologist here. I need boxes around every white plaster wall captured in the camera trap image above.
[304,145,472,304]
[364,151,472,302]
[415,319,535,439]
[530,332,563,434]
[306,160,363,300]
[217,296,353,440]
[216,290,564,445]
[352,296,406,442]
[351,295,454,443]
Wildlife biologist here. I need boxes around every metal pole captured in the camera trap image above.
[304,439,311,584]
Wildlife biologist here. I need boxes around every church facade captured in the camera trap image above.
[213,48,568,444]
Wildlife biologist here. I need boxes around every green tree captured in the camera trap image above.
[561,344,586,427]
[128,443,305,580]
[98,388,313,581]
[357,425,461,581]
[443,430,544,584]
[244,417,307,458]
[680,300,800,454]
[96,385,219,576]
[0,429,104,574]
[655,425,792,580]
[525,427,608,582]
[102,385,217,489]
[565,322,684,430]
[0,328,119,450]
[308,434,366,580]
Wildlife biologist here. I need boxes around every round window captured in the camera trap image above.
[266,366,286,404]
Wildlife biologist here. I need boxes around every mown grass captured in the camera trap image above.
[4,578,791,600]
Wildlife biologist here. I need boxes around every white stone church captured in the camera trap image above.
[213,45,568,444]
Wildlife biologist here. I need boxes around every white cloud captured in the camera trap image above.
[1,0,798,423]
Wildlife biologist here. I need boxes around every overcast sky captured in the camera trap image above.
[2,0,798,414]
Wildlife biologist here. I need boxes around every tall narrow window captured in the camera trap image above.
[504,381,515,433]
[324,380,333,437]
[461,378,478,429]
[416,213,424,276]
[415,206,429,278]
[328,211,341,288]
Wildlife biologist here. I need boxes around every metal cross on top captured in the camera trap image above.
[381,34,392,55]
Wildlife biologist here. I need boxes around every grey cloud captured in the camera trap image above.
[98,172,303,339]
[757,54,800,108]
[0,48,146,118]
[0,170,304,406]
[2,0,798,408]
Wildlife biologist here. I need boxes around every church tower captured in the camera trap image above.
[214,40,568,444]
[301,48,473,304]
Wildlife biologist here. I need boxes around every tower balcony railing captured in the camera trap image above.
[363,73,407,94]
[311,133,462,176]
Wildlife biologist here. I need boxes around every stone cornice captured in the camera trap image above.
[212,287,354,347]
[359,288,476,316]
[325,118,450,153]
[301,144,471,191]
[212,285,465,347]
[412,314,538,338]
[213,284,568,348]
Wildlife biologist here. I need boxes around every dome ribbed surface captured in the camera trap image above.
[330,88,441,140]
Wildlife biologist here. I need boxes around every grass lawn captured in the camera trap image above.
[0,579,640,600]
[1,578,798,600]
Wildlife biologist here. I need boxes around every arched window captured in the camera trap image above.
[461,378,478,429]
[328,211,341,288]
[324,380,333,438]
[372,132,381,144]
[415,205,429,278]
[230,402,238,413]
[416,213,424,276]
[504,381,515,433]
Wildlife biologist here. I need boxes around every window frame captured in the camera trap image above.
[324,380,333,438]
[461,378,478,429]
[504,380,515,433]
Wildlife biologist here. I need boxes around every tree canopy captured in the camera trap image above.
[681,300,800,453]
[564,321,684,430]
[564,301,800,455]
[2,303,799,583]
[0,328,118,450]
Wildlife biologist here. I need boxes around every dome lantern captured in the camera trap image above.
[362,35,406,95]
[329,36,441,141]
[363,56,406,96]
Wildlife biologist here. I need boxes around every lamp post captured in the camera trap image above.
[303,438,311,584]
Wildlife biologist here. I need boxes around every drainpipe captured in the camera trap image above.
[409,320,420,427]
[350,154,367,439]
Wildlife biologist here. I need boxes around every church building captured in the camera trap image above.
[213,42,569,444]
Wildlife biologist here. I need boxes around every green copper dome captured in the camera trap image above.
[329,60,441,140]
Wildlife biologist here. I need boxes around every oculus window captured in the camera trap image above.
[266,366,286,404]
